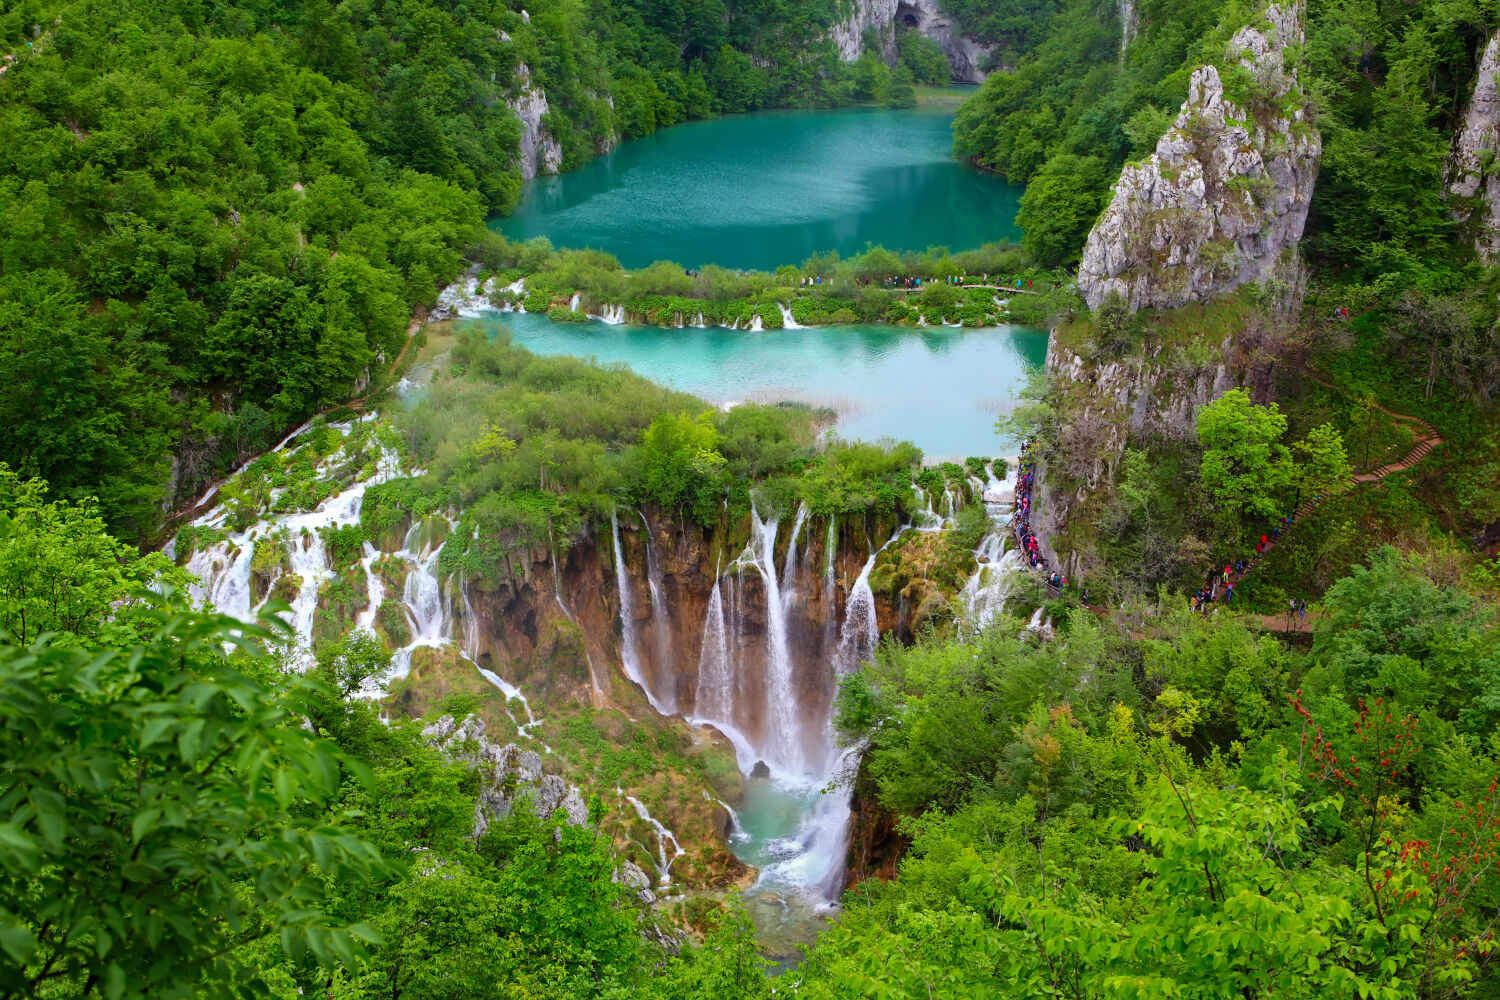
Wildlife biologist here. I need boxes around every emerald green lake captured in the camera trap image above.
[494,108,1023,271]
[475,310,1049,461]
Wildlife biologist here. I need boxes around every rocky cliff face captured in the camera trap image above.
[510,64,563,181]
[1077,0,1320,312]
[830,0,996,83]
[423,713,589,836]
[831,0,900,61]
[1447,32,1500,259]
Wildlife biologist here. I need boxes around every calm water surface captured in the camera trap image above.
[494,108,1023,271]
[478,310,1048,461]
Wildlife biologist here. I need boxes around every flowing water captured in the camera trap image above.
[475,309,1047,461]
[495,108,1023,271]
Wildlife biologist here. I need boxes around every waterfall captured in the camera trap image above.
[694,575,732,724]
[748,314,764,332]
[910,484,944,532]
[738,505,802,773]
[355,542,384,632]
[961,459,1024,630]
[778,303,804,329]
[833,548,881,677]
[596,303,626,325]
[640,509,676,714]
[779,501,809,602]
[822,517,838,651]
[625,794,686,885]
[390,543,447,677]
[611,509,670,715]
[569,293,580,311]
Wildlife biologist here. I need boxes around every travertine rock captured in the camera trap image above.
[828,0,995,82]
[1078,0,1320,312]
[509,64,562,181]
[423,714,587,838]
[1447,33,1500,259]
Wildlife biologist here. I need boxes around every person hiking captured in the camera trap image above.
[1223,565,1231,585]
[1298,598,1308,620]
[1226,583,1234,604]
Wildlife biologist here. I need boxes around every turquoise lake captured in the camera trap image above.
[477,310,1049,461]
[494,108,1024,271]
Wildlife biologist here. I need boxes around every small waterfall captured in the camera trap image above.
[625,794,686,885]
[778,303,804,329]
[569,293,580,311]
[640,509,676,714]
[611,509,669,715]
[833,549,881,677]
[748,314,764,332]
[910,484,944,532]
[596,303,626,325]
[694,575,732,724]
[390,544,447,677]
[961,460,1023,630]
[355,542,384,631]
[779,501,809,602]
[822,517,838,651]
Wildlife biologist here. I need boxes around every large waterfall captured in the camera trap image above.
[180,415,1029,951]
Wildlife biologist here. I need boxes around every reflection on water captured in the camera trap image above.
[475,310,1049,461]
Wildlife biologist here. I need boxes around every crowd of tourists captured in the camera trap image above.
[1012,438,1052,577]
[1189,498,1325,615]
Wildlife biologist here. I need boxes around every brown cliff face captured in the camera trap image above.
[460,504,914,754]
[844,756,909,887]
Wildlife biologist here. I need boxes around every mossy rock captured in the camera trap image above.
[311,565,369,648]
[374,599,412,648]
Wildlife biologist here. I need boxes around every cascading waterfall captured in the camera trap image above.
[625,794,686,885]
[961,460,1025,630]
[612,509,670,715]
[748,314,764,332]
[822,517,838,651]
[569,293,580,311]
[737,505,801,774]
[778,303,804,329]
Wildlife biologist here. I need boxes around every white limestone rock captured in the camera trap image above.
[509,64,563,181]
[423,714,587,838]
[1447,32,1500,259]
[830,0,899,61]
[827,0,995,82]
[1077,0,1321,312]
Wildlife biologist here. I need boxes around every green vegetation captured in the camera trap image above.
[815,555,1500,993]
[387,330,933,579]
[479,233,1079,328]
[0,0,1000,542]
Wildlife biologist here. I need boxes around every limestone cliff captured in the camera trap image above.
[510,63,563,181]
[831,0,900,61]
[1447,32,1500,259]
[422,713,589,837]
[830,0,996,83]
[1077,0,1320,312]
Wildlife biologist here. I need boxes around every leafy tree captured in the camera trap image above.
[0,610,385,998]
[899,30,951,85]
[1015,153,1111,266]
[1195,389,1296,527]
[0,467,184,647]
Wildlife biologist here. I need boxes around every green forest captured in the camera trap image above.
[5,0,1500,994]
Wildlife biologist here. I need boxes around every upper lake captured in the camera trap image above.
[494,107,1023,271]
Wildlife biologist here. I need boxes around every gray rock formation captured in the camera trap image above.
[1077,0,1320,312]
[509,64,563,181]
[828,0,995,83]
[831,0,899,61]
[1447,32,1500,259]
[422,714,588,838]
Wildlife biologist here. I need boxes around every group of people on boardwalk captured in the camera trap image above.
[1012,438,1052,577]
[1190,505,1309,615]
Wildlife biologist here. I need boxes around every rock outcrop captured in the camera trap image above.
[423,714,589,836]
[510,64,563,181]
[1077,0,1320,312]
[831,0,900,61]
[1446,32,1500,259]
[828,0,995,83]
